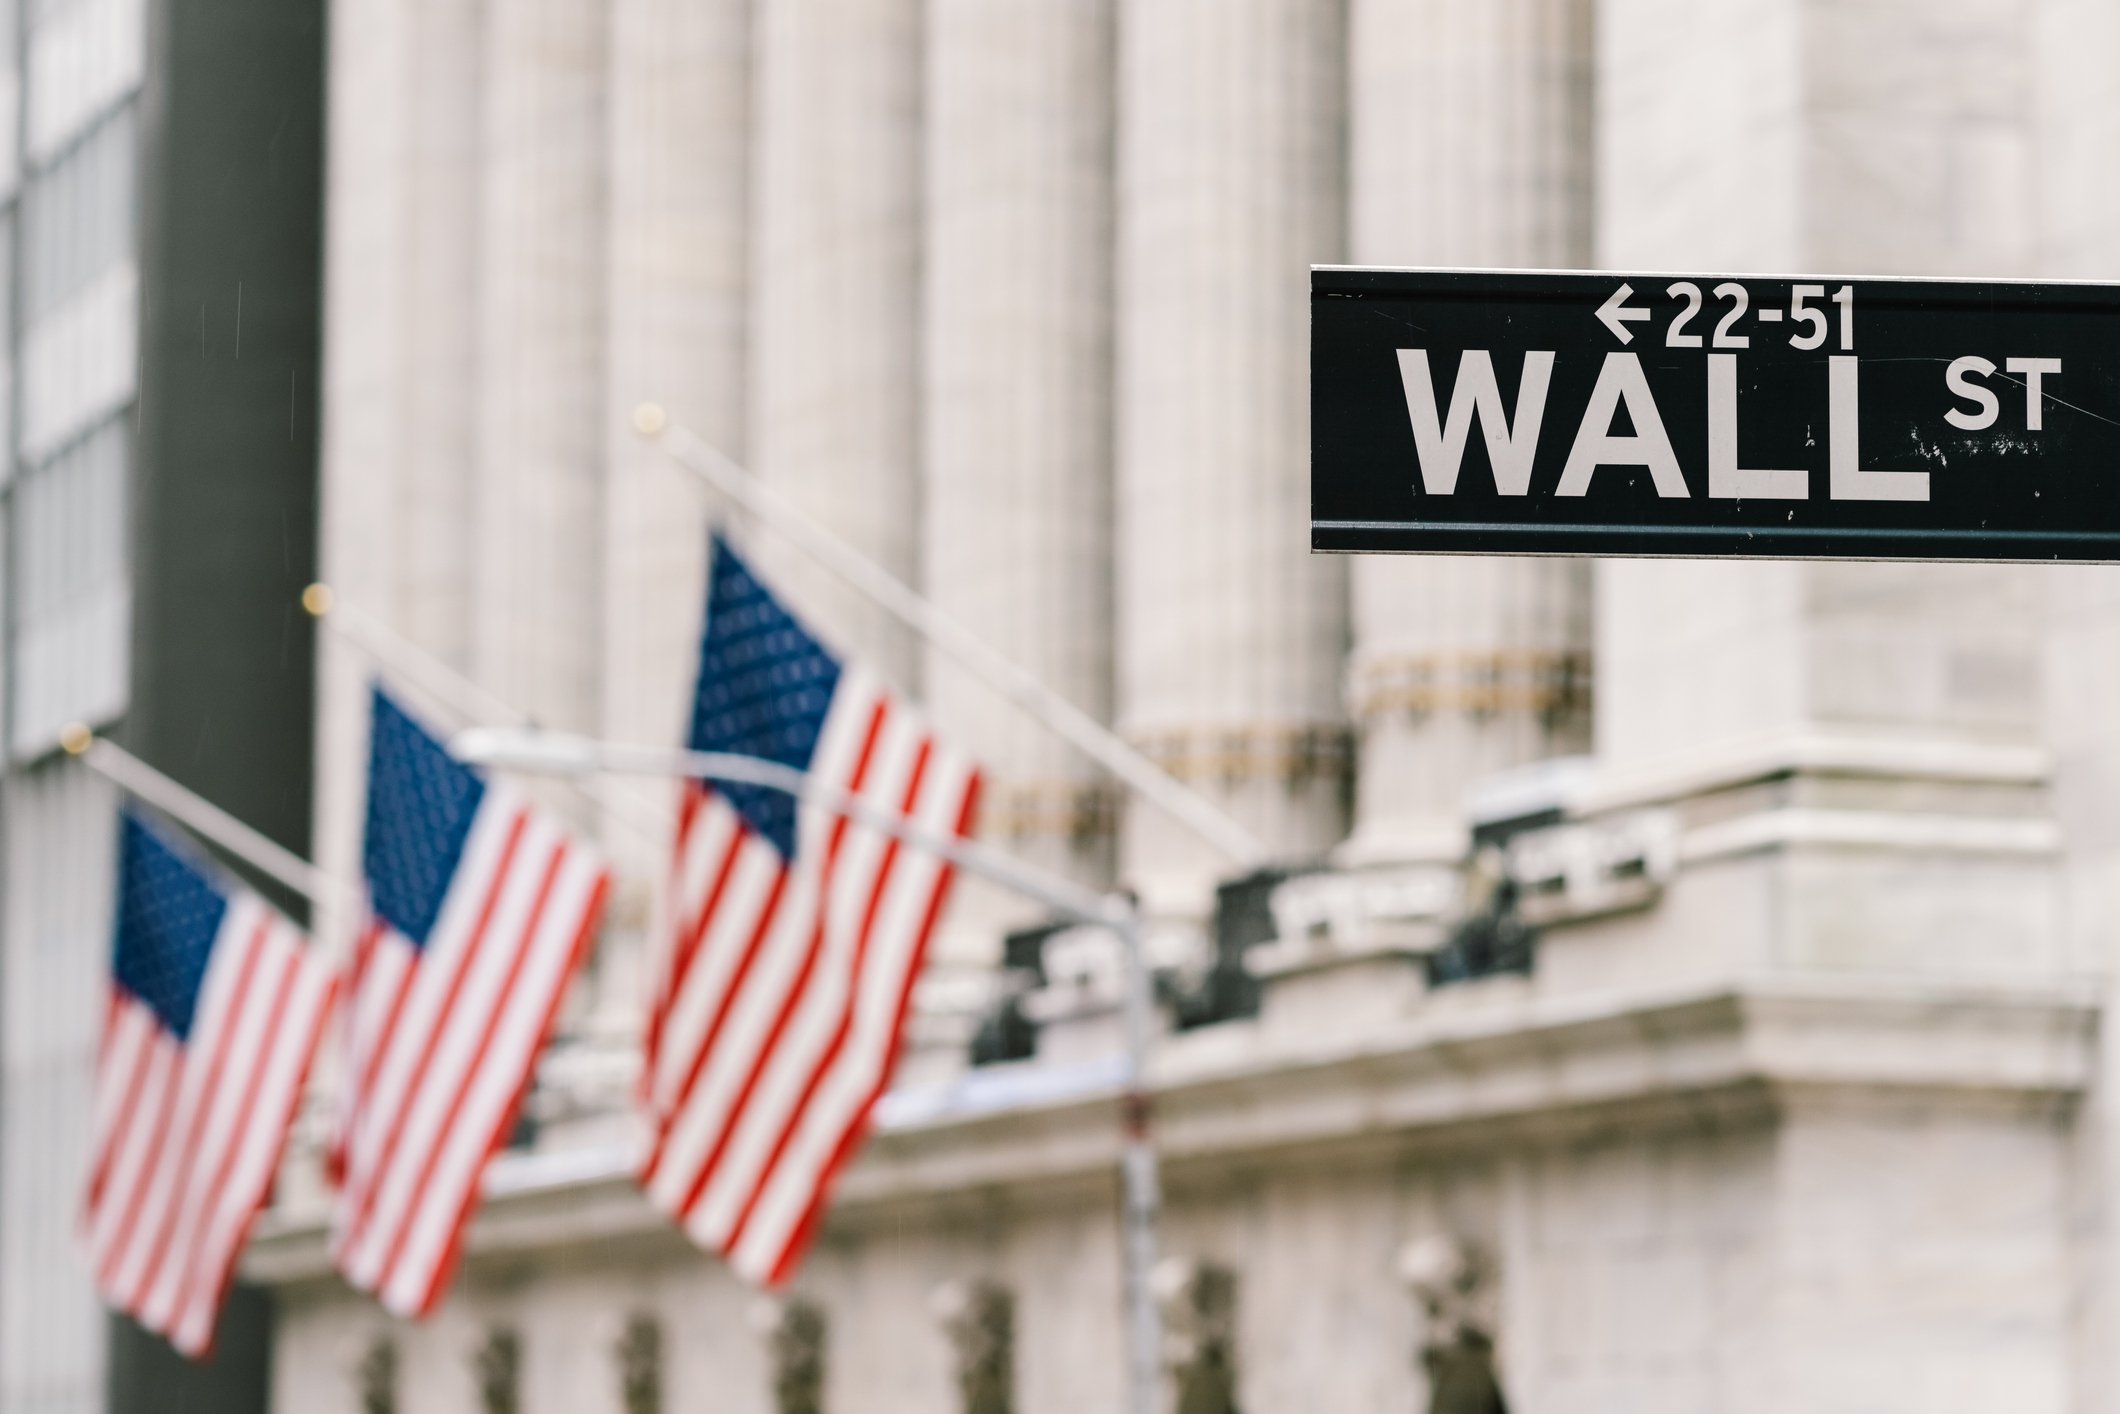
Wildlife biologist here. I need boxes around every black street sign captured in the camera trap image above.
[1311,265,2120,561]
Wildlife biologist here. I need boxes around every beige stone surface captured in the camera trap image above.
[747,0,924,690]
[471,0,610,740]
[1115,0,1351,908]
[260,976,2096,1412]
[0,763,115,1414]
[599,0,749,793]
[591,0,752,1036]
[274,3,2120,1412]
[921,0,1118,960]
[1343,0,1594,863]
[314,0,479,950]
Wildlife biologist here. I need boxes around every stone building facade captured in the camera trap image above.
[252,1,2120,1411]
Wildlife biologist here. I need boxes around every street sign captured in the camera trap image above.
[1311,265,2120,561]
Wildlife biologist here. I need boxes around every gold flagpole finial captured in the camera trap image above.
[301,582,335,618]
[632,402,668,438]
[59,722,92,756]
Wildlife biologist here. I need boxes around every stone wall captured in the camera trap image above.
[288,0,2120,1411]
[262,1089,2083,1414]
[258,975,2095,1413]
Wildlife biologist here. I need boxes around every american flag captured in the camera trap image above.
[640,534,980,1285]
[332,687,611,1317]
[85,811,336,1357]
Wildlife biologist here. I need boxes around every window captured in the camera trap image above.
[10,418,128,754]
[18,107,136,465]
[21,103,132,324]
[24,0,144,164]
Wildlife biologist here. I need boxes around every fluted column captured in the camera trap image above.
[472,0,609,735]
[1591,8,2068,1407]
[580,0,751,1040]
[1116,0,1349,907]
[601,0,749,845]
[393,0,484,670]
[1342,0,1594,861]
[1594,0,2052,772]
[315,0,482,941]
[923,0,1116,928]
[749,0,923,689]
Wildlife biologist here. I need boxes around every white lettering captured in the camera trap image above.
[1397,349,1555,496]
[1788,285,1828,351]
[1944,356,2000,431]
[1665,282,1703,348]
[1711,283,1751,349]
[2006,356,2062,431]
[1829,356,1928,502]
[1708,355,1805,499]
[1556,353,1690,498]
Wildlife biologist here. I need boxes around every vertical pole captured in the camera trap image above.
[458,726,1169,1405]
[647,420,1268,870]
[303,586,668,851]
[1117,907,1163,1414]
[61,728,352,914]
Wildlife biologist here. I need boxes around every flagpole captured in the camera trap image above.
[449,727,1132,945]
[634,405,1269,871]
[300,584,672,850]
[60,725,353,912]
[301,584,537,730]
[635,411,1184,1412]
[452,725,1165,1414]
[1117,903,1163,1414]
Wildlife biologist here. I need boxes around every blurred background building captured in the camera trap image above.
[0,0,323,1410]
[13,0,2120,1411]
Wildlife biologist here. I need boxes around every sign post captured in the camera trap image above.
[1312,266,2120,561]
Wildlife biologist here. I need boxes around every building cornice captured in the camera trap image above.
[1568,730,2051,818]
[245,974,2097,1289]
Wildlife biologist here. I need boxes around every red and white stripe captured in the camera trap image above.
[641,668,980,1285]
[331,787,609,1317]
[84,894,335,1357]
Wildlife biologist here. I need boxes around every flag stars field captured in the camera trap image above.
[80,531,979,1351]
[85,814,335,1357]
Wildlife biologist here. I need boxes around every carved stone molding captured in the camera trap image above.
[1398,1236,1499,1349]
[976,778,1121,844]
[1154,1258,1242,1414]
[1348,649,1590,724]
[248,980,2098,1282]
[932,1278,1014,1414]
[1128,723,1353,789]
[614,1311,662,1414]
[473,1326,521,1414]
[1399,1236,1509,1414]
[354,1335,397,1414]
[758,1296,827,1414]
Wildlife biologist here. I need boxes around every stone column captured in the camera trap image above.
[748,0,923,689]
[1593,13,2069,1401]
[600,0,748,853]
[2034,0,2120,281]
[393,0,484,671]
[0,765,115,1414]
[922,0,1116,948]
[1579,6,2064,984]
[1115,0,1350,911]
[584,0,751,1055]
[2030,5,2120,1410]
[1594,0,2052,777]
[472,0,609,736]
[1341,0,1595,864]
[314,0,482,941]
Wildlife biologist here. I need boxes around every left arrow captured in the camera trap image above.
[1596,283,1652,344]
